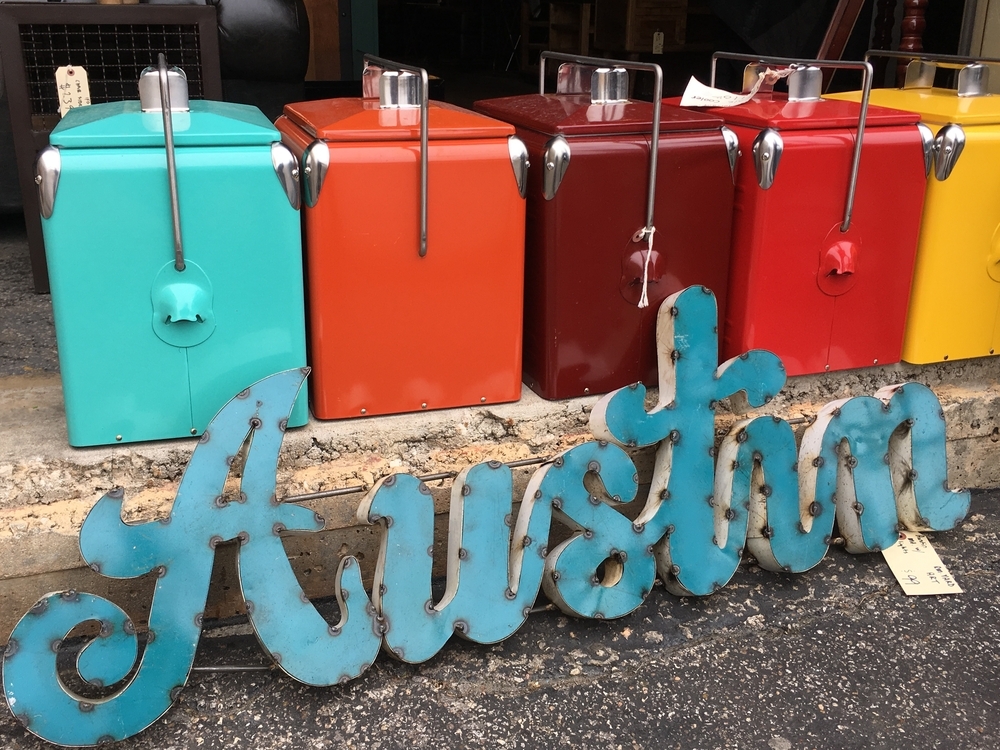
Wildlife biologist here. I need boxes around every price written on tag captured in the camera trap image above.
[881,531,963,596]
[55,65,92,117]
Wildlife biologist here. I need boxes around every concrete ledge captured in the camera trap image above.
[2,356,999,641]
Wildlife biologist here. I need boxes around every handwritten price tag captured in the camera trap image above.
[55,65,91,117]
[679,67,796,108]
[882,531,963,596]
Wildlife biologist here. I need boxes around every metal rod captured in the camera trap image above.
[539,51,662,238]
[157,54,185,272]
[709,52,872,233]
[363,54,429,257]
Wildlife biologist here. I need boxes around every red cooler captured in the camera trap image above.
[475,52,736,400]
[692,54,929,375]
[277,57,527,419]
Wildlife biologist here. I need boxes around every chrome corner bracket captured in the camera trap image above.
[541,135,571,201]
[916,122,935,178]
[270,142,301,210]
[507,136,529,199]
[34,146,61,220]
[933,124,965,181]
[720,126,740,183]
[302,140,330,209]
[752,128,782,190]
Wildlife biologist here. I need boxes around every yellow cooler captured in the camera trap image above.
[829,52,1000,363]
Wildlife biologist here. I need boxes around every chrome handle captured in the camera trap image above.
[539,51,662,240]
[363,54,430,258]
[158,54,185,272]
[865,50,1000,96]
[710,52,873,233]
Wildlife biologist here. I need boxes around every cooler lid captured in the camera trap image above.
[49,100,280,148]
[827,87,1000,126]
[688,92,920,130]
[281,98,514,142]
[474,94,725,136]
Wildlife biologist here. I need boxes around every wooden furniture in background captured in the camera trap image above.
[521,2,594,73]
[595,0,687,54]
[303,0,341,81]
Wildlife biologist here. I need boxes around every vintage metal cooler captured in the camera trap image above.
[693,54,929,376]
[37,58,308,447]
[276,56,526,419]
[828,52,1000,364]
[475,52,737,400]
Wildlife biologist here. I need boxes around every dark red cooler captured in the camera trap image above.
[476,53,736,400]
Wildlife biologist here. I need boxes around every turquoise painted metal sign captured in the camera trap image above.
[3,287,969,747]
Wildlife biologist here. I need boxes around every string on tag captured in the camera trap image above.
[636,226,656,309]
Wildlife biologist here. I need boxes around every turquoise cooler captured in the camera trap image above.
[35,64,308,447]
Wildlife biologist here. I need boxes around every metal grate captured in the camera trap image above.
[20,22,205,119]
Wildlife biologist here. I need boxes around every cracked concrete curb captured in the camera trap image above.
[1,356,999,641]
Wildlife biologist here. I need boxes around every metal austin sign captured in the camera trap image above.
[2,288,969,746]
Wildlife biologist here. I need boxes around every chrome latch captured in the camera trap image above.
[138,65,190,112]
[591,67,629,104]
[787,65,823,102]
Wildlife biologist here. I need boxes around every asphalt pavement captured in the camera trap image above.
[2,488,998,750]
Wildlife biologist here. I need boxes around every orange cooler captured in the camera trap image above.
[277,58,527,419]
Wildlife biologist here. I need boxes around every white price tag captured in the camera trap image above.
[881,531,963,596]
[652,31,664,55]
[55,65,91,117]
[679,67,795,108]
